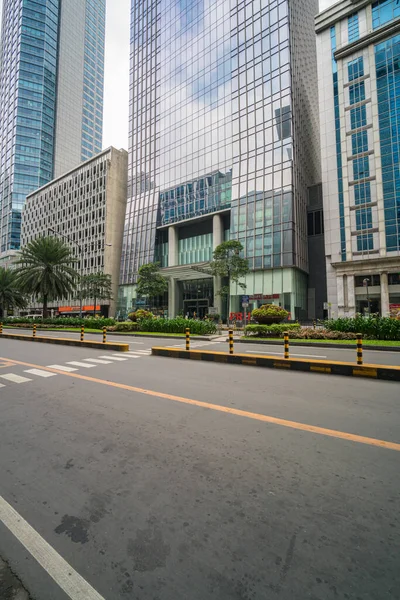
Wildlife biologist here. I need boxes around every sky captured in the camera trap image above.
[0,0,338,151]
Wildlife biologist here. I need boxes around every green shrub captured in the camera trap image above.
[252,304,288,324]
[245,323,300,337]
[325,315,400,340]
[138,317,217,335]
[1,317,115,330]
[128,309,154,322]
[289,328,357,340]
[107,322,139,332]
[205,313,220,322]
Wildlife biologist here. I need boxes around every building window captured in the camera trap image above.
[348,13,359,43]
[352,130,368,155]
[350,104,367,129]
[353,156,370,180]
[349,81,365,105]
[355,274,381,287]
[372,0,400,30]
[307,210,324,236]
[354,181,371,204]
[348,57,364,81]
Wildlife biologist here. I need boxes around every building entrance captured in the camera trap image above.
[184,299,209,319]
[180,278,213,319]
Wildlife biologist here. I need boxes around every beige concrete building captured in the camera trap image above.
[21,147,128,317]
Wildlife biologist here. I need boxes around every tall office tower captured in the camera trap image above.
[0,0,105,261]
[316,0,400,317]
[120,0,321,320]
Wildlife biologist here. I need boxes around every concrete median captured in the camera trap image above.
[0,332,129,352]
[151,347,400,382]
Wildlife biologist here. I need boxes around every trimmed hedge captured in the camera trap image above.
[2,317,115,330]
[128,309,154,322]
[289,328,357,340]
[245,323,301,337]
[107,322,139,332]
[252,304,288,323]
[325,316,400,340]
[138,317,217,335]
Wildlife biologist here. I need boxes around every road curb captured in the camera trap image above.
[0,333,129,352]
[236,338,400,352]
[151,347,400,381]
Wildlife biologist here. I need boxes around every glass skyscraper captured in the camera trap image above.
[316,0,400,318]
[120,0,320,320]
[0,0,105,259]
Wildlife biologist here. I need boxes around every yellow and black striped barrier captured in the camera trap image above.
[357,333,363,365]
[33,324,37,338]
[103,326,107,344]
[0,332,128,351]
[80,325,85,342]
[229,330,234,355]
[186,328,190,351]
[151,347,400,382]
[0,322,3,335]
[284,331,289,359]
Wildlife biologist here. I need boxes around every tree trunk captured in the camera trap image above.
[43,294,48,319]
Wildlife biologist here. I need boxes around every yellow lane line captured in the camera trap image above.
[1,356,400,453]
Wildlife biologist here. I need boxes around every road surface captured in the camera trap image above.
[0,337,399,599]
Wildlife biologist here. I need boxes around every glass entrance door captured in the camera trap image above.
[184,299,209,319]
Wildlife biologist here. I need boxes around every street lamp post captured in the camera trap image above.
[48,227,83,318]
[363,277,371,315]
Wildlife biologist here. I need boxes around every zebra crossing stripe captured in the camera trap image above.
[66,362,96,369]
[0,374,32,384]
[47,365,78,372]
[24,369,57,378]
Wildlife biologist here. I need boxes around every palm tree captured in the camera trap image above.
[15,236,78,318]
[0,267,26,318]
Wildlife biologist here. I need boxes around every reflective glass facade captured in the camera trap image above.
[375,33,400,251]
[0,0,105,255]
[0,0,60,252]
[121,0,320,287]
[81,0,105,162]
[372,0,400,29]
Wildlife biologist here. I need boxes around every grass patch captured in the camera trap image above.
[242,337,400,346]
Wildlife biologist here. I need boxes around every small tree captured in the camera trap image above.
[81,272,113,316]
[208,240,249,321]
[0,267,27,318]
[136,263,168,307]
[15,237,78,318]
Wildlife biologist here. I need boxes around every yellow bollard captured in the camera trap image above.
[229,330,234,355]
[103,326,107,344]
[0,322,2,335]
[186,328,190,351]
[80,325,85,342]
[33,324,37,338]
[356,333,363,365]
[284,331,289,359]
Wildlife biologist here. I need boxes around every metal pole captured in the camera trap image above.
[284,331,289,359]
[186,328,190,351]
[229,330,234,354]
[80,248,83,319]
[356,333,363,365]
[367,283,370,315]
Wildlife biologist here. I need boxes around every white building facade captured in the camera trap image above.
[316,0,400,318]
[21,148,128,317]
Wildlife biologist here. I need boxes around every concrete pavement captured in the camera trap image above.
[0,338,399,599]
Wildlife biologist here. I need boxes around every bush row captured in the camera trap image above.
[289,328,358,340]
[244,323,300,337]
[325,316,400,340]
[2,317,115,330]
[138,317,217,335]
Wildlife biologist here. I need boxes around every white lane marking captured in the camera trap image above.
[0,374,32,384]
[98,355,128,361]
[245,350,328,359]
[66,361,96,369]
[122,354,140,358]
[125,350,151,355]
[0,383,5,388]
[24,369,57,378]
[83,358,112,365]
[0,495,105,600]
[47,365,78,372]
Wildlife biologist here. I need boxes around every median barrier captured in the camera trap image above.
[0,331,129,352]
[151,347,400,382]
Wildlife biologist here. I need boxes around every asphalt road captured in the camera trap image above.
[3,328,400,365]
[0,337,399,600]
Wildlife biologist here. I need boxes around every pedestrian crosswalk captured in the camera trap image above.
[0,349,152,391]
